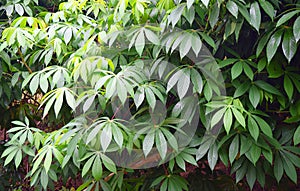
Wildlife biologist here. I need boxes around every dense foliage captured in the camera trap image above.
[0,0,300,190]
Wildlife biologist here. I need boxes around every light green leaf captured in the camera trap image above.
[54,90,64,117]
[232,107,245,127]
[101,123,112,152]
[44,148,52,173]
[156,130,167,159]
[145,87,156,109]
[15,4,24,16]
[143,131,155,157]
[201,0,210,7]
[135,30,145,56]
[223,108,232,134]
[177,69,190,99]
[64,28,72,44]
[82,155,95,177]
[92,156,102,180]
[179,33,191,59]
[101,154,116,173]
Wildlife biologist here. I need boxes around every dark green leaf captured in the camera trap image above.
[249,2,261,32]
[282,29,297,62]
[266,30,283,62]
[229,135,239,164]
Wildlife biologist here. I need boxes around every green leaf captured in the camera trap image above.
[179,33,191,59]
[211,107,226,128]
[207,144,218,170]
[40,169,48,190]
[293,16,300,42]
[101,154,116,173]
[282,29,297,63]
[144,28,159,45]
[249,85,260,108]
[254,80,282,95]
[44,148,52,174]
[257,57,267,72]
[231,61,243,80]
[274,154,283,182]
[54,90,64,117]
[266,30,283,62]
[293,125,300,145]
[135,30,145,56]
[92,156,102,180]
[229,135,239,164]
[284,75,293,100]
[226,1,238,19]
[276,10,300,28]
[64,28,72,44]
[223,108,232,134]
[15,4,24,16]
[246,165,256,190]
[143,131,155,157]
[258,0,274,20]
[234,81,250,98]
[145,87,156,109]
[282,155,297,183]
[243,64,253,81]
[253,115,273,138]
[177,69,190,99]
[249,144,261,165]
[30,74,39,95]
[209,2,219,28]
[82,155,95,177]
[249,2,261,32]
[156,130,167,159]
[232,107,245,127]
[14,149,22,168]
[256,32,272,57]
[248,116,259,141]
[201,0,209,7]
[101,123,112,152]
[112,123,123,148]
